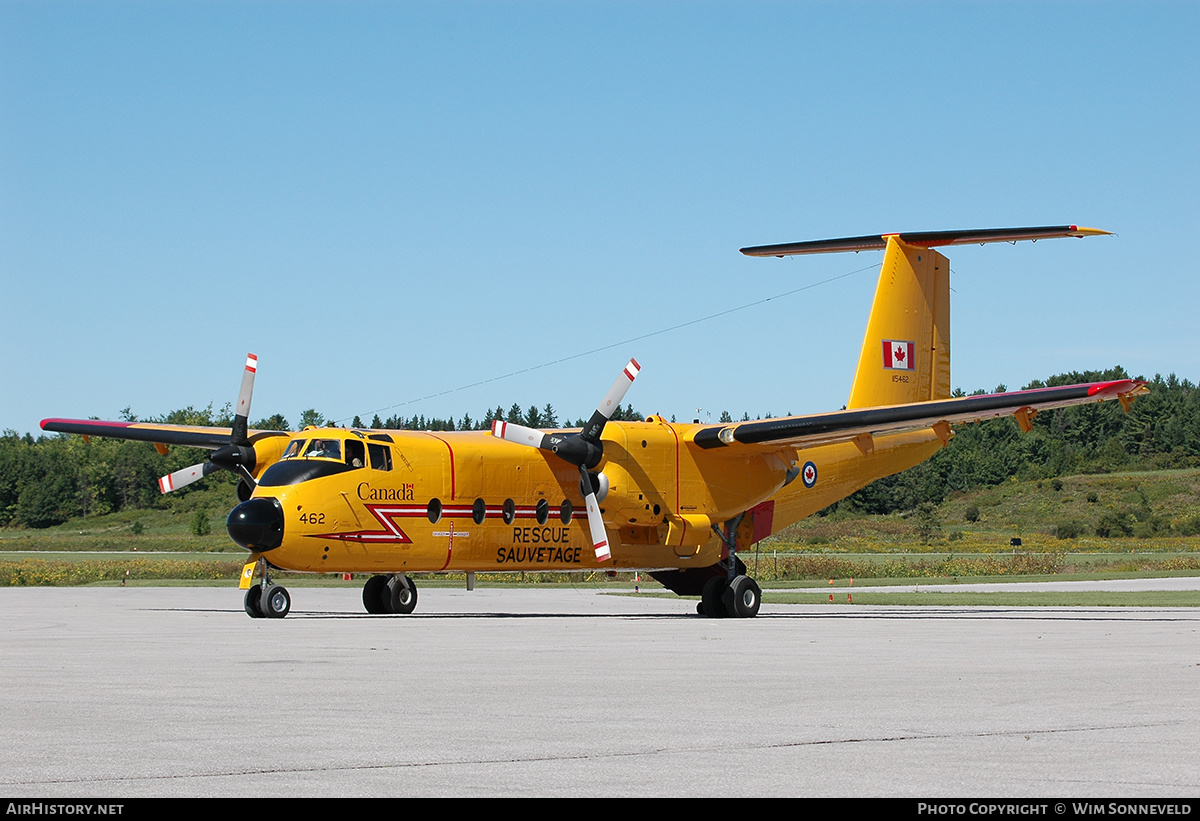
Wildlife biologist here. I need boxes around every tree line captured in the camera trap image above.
[3,367,1197,529]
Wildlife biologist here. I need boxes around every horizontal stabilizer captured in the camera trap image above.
[740,226,1110,257]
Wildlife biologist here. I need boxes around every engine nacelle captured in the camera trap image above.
[598,418,793,545]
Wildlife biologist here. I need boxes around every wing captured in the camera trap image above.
[40,418,291,494]
[691,379,1148,451]
[39,418,287,449]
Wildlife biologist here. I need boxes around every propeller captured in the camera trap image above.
[159,354,261,496]
[492,358,640,562]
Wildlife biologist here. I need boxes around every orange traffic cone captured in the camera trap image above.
[828,593,834,603]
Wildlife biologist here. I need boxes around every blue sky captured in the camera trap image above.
[3,1,1197,437]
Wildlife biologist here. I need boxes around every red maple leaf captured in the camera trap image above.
[893,345,906,362]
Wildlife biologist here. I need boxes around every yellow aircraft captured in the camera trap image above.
[42,226,1148,619]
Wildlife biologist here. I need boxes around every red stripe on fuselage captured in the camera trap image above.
[426,433,456,500]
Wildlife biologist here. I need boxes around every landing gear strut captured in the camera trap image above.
[697,514,762,619]
[362,574,419,615]
[243,560,291,619]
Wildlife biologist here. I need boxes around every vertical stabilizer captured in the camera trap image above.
[846,236,950,409]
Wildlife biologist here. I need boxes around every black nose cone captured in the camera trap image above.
[227,497,285,551]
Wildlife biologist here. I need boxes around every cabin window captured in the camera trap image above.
[535,499,549,525]
[368,443,393,471]
[559,500,572,524]
[502,498,515,525]
[472,498,486,525]
[427,499,442,524]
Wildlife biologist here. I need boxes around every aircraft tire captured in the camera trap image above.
[363,575,391,615]
[244,587,265,619]
[724,575,761,619]
[390,577,418,615]
[700,576,729,618]
[262,584,291,619]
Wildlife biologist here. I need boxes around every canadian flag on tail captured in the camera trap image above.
[882,339,915,371]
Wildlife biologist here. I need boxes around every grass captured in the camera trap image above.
[771,468,1200,550]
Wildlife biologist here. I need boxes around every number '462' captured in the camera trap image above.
[299,512,325,525]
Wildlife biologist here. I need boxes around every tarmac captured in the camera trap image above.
[1,585,1197,797]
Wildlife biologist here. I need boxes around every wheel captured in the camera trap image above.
[261,584,291,619]
[723,575,761,619]
[244,586,265,618]
[389,576,418,615]
[363,575,390,614]
[700,575,729,618]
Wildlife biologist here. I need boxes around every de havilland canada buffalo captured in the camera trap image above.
[42,226,1145,619]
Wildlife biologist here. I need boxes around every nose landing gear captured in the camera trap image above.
[243,564,292,619]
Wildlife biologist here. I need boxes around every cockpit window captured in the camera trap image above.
[303,438,342,460]
[278,436,370,469]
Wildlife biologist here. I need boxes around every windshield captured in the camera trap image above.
[280,437,342,461]
[304,438,341,460]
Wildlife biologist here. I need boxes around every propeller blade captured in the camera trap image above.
[231,353,257,445]
[159,461,219,494]
[580,465,610,562]
[581,358,640,443]
[491,420,549,448]
[159,354,261,494]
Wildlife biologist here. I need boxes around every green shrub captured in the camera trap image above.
[190,510,211,537]
[1095,511,1134,538]
[1176,516,1200,536]
[1054,521,1083,539]
[912,502,942,545]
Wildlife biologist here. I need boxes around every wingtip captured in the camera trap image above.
[1068,226,1113,238]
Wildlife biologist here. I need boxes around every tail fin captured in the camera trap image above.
[846,235,950,409]
[740,225,1111,410]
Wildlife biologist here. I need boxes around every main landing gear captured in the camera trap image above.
[362,574,418,615]
[698,573,761,619]
[696,514,762,618]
